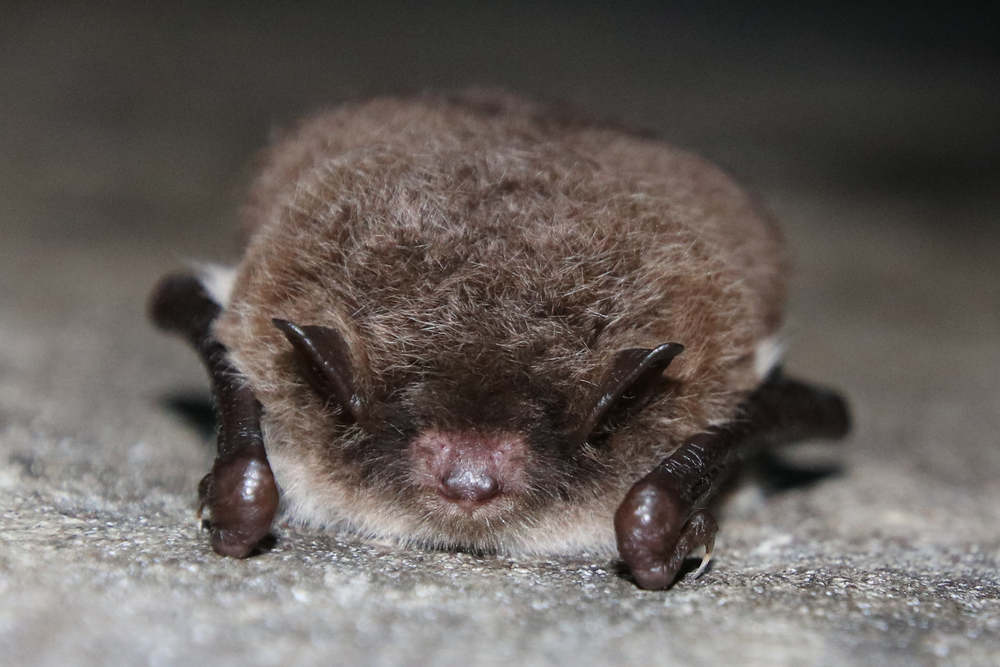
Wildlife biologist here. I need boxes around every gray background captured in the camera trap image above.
[1,2,998,665]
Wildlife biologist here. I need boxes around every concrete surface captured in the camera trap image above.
[1,4,998,666]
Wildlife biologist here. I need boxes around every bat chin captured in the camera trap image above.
[437,493,497,514]
[408,487,524,545]
[429,488,517,520]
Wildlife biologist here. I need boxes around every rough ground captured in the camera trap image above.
[1,4,998,666]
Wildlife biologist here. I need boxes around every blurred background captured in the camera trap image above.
[1,3,999,664]
[1,1,997,249]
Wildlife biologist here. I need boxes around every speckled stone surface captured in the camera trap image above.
[1,4,998,666]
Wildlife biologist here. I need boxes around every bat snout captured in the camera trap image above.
[409,429,531,511]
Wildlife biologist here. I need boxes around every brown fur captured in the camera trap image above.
[213,90,787,556]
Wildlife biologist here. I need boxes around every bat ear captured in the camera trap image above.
[273,319,366,425]
[569,343,684,449]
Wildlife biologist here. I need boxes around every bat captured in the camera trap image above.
[149,90,850,590]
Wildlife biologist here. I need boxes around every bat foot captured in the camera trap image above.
[615,477,718,590]
[197,456,280,558]
[151,270,280,558]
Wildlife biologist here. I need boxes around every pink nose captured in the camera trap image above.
[409,429,530,508]
[439,467,501,503]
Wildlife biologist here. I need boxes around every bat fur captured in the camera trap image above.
[201,90,788,557]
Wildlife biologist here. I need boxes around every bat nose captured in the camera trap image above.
[439,466,501,504]
[410,429,529,508]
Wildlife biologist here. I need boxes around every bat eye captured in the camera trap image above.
[273,319,367,425]
[567,343,684,450]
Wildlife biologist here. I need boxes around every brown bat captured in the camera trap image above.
[150,91,849,590]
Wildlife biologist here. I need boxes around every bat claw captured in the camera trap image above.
[196,473,212,520]
[690,523,716,579]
